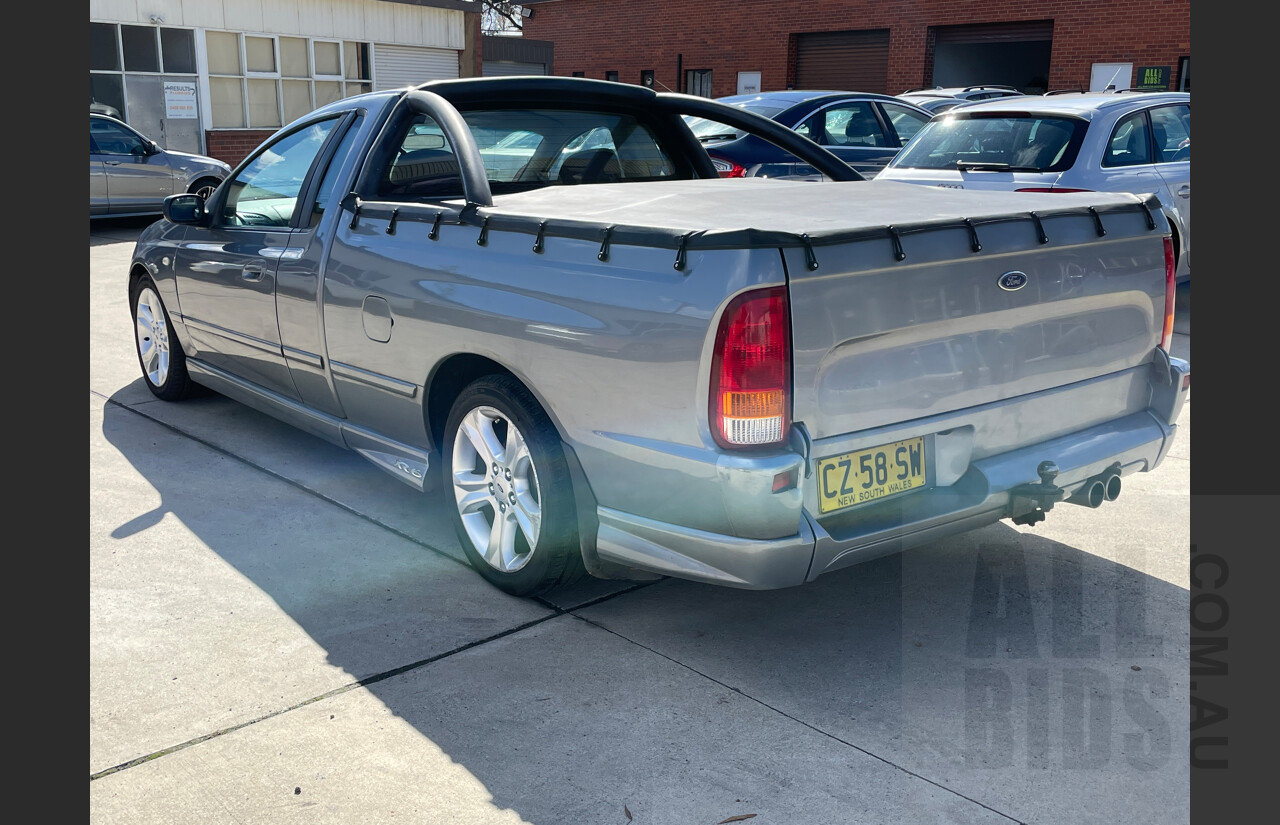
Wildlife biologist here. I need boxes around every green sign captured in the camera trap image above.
[1135,66,1170,90]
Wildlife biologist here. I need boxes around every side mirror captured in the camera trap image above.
[163,193,205,225]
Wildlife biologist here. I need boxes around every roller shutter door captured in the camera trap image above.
[933,20,1054,44]
[374,44,459,91]
[794,30,889,93]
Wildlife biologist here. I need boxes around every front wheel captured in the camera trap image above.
[130,275,200,401]
[443,375,585,596]
[189,176,222,200]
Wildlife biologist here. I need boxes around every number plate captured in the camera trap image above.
[816,436,928,514]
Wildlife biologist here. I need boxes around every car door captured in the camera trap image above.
[89,116,175,214]
[173,115,345,401]
[1150,103,1191,278]
[793,100,899,177]
[875,101,932,149]
[90,129,109,216]
[1097,108,1173,232]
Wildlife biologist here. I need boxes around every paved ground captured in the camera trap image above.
[91,216,1191,825]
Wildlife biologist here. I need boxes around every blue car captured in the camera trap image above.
[683,90,934,179]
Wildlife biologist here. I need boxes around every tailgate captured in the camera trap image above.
[783,204,1168,440]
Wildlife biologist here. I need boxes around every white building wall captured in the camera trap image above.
[89,0,464,48]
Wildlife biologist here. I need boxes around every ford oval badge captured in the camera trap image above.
[998,271,1028,291]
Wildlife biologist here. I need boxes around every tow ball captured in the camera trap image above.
[1008,460,1066,527]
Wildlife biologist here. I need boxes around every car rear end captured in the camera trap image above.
[876,105,1094,193]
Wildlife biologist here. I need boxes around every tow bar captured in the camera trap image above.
[1008,460,1066,527]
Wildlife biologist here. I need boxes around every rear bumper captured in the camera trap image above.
[592,359,1188,590]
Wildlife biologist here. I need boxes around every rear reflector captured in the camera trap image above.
[710,286,791,449]
[1160,236,1176,352]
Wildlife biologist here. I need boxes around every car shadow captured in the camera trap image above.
[95,383,1189,824]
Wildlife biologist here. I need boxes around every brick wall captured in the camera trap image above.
[523,0,1190,96]
[205,130,277,167]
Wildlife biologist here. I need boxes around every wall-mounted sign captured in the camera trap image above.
[737,71,761,95]
[163,81,198,119]
[1134,66,1170,90]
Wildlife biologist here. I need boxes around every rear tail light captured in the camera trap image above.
[709,155,747,178]
[1014,187,1095,193]
[1160,236,1176,352]
[710,286,791,449]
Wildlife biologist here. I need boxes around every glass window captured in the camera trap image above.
[281,37,310,77]
[314,41,341,76]
[160,28,196,74]
[210,76,245,128]
[121,25,159,73]
[345,82,372,98]
[880,102,930,146]
[801,103,884,147]
[1150,105,1190,162]
[378,115,462,199]
[344,42,370,80]
[685,69,712,97]
[315,81,344,108]
[90,75,125,120]
[247,78,281,128]
[891,114,1087,172]
[605,71,618,82]
[1103,112,1152,167]
[246,36,276,73]
[283,80,313,124]
[90,117,148,155]
[207,31,241,75]
[224,118,340,227]
[91,23,119,71]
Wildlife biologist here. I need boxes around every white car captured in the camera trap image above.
[876,91,1191,281]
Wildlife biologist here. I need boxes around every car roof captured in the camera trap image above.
[947,90,1189,117]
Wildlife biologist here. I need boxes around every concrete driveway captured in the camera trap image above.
[91,216,1191,824]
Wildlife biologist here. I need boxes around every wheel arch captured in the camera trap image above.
[424,352,571,456]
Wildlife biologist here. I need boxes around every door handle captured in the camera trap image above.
[105,161,122,166]
[1177,186,1190,197]
[241,264,267,282]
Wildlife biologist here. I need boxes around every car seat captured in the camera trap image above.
[558,148,622,184]
[1151,122,1168,162]
[842,109,882,147]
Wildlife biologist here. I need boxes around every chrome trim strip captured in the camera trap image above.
[330,360,419,398]
[183,317,281,355]
[282,346,323,369]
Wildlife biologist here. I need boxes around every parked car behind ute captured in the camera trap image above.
[91,113,230,218]
[684,90,933,179]
[128,76,1188,598]
[876,90,1191,281]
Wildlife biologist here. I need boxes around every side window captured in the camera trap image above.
[880,103,931,146]
[1150,104,1190,163]
[822,103,885,147]
[311,114,366,225]
[222,117,340,227]
[1103,111,1152,167]
[90,118,148,156]
[377,114,463,200]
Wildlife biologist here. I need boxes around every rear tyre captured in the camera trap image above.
[130,275,200,401]
[189,177,222,200]
[443,375,585,597]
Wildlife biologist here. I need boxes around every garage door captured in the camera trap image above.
[933,20,1054,45]
[794,30,889,93]
[374,44,459,91]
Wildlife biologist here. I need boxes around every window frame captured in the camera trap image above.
[210,112,352,230]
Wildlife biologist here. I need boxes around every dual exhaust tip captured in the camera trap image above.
[1067,467,1122,508]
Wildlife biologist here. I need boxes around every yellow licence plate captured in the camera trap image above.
[816,436,928,514]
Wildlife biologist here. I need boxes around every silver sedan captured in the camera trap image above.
[90,114,231,218]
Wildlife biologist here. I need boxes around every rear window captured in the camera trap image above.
[684,100,787,142]
[377,108,679,200]
[891,113,1087,172]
